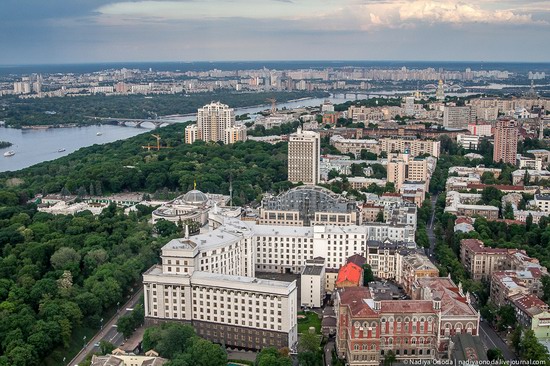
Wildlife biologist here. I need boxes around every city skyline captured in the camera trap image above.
[1,0,550,64]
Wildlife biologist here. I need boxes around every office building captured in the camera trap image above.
[493,119,518,165]
[258,185,360,226]
[288,127,320,185]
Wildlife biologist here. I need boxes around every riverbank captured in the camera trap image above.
[0,140,12,148]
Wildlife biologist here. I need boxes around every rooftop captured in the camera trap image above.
[336,262,363,287]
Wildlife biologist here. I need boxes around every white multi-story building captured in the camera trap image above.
[288,127,320,185]
[379,138,440,159]
[301,258,326,308]
[143,215,416,350]
[187,102,246,144]
[457,134,481,150]
[443,106,475,129]
[184,124,198,144]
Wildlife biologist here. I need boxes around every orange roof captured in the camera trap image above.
[336,262,363,287]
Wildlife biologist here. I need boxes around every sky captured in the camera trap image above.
[1,0,550,64]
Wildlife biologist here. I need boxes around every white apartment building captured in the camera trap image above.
[379,138,440,158]
[534,194,550,212]
[457,134,481,150]
[330,135,379,157]
[288,127,320,185]
[467,123,493,136]
[188,102,246,144]
[184,124,198,144]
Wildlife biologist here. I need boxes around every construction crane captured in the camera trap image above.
[142,134,172,151]
[266,98,277,114]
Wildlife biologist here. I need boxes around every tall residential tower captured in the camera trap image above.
[288,127,320,185]
[493,119,518,165]
[185,102,246,144]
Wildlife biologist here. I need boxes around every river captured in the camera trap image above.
[0,125,148,173]
[0,91,468,173]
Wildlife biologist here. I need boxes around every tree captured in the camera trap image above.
[363,264,374,285]
[154,219,179,237]
[50,247,81,273]
[256,347,292,366]
[487,348,504,361]
[383,350,396,366]
[496,304,516,331]
[503,202,514,220]
[184,338,227,366]
[99,340,115,355]
[376,210,384,222]
[520,330,550,363]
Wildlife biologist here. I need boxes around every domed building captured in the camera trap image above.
[152,188,233,226]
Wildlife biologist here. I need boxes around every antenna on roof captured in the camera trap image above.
[229,173,233,207]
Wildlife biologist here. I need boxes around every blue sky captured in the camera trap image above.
[1,0,549,64]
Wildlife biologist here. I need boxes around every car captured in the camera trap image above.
[94,342,100,347]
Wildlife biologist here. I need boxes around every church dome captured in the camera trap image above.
[183,189,208,205]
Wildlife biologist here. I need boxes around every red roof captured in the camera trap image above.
[467,183,525,191]
[460,239,509,254]
[512,294,548,315]
[455,217,473,225]
[336,262,363,287]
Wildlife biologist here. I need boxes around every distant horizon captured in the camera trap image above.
[2,59,550,68]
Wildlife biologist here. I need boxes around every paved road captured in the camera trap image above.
[67,288,144,366]
[425,193,439,262]
[324,340,334,366]
[478,320,517,361]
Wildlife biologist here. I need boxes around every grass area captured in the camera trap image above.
[297,311,321,334]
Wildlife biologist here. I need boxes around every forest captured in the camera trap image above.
[0,90,328,128]
[0,124,294,207]
[0,203,173,366]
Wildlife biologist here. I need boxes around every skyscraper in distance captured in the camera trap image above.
[288,127,320,185]
[493,119,518,165]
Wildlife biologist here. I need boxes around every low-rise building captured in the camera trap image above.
[510,293,550,343]
[534,194,550,212]
[457,134,481,150]
[379,137,440,158]
[330,135,380,158]
[444,191,499,220]
[512,169,550,185]
[335,262,364,288]
[301,258,326,308]
[399,251,439,294]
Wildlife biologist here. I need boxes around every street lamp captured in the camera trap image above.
[100,318,104,330]
[83,335,87,347]
[117,301,120,312]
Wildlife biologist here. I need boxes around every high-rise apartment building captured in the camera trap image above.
[288,127,320,185]
[443,106,475,129]
[184,102,246,144]
[387,153,429,191]
[493,119,518,164]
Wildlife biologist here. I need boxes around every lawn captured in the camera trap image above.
[297,311,322,334]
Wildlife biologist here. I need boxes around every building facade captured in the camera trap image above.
[288,127,320,185]
[379,138,440,159]
[493,119,518,164]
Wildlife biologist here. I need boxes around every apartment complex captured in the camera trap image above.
[443,106,475,129]
[387,153,429,191]
[493,119,518,164]
[444,191,499,220]
[288,127,320,185]
[379,138,440,158]
[330,135,379,157]
[460,239,547,283]
[185,102,246,144]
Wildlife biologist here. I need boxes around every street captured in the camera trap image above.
[425,193,517,361]
[324,340,334,366]
[67,288,144,366]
